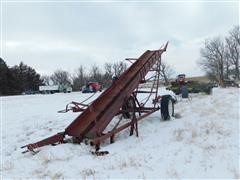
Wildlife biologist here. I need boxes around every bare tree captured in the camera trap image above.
[103,63,114,87]
[112,61,127,77]
[224,56,231,79]
[72,65,86,91]
[41,75,51,85]
[104,63,113,77]
[159,62,175,85]
[230,25,240,45]
[89,64,103,83]
[51,69,71,86]
[225,26,240,80]
[200,37,226,86]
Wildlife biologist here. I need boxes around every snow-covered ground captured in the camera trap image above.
[1,87,239,179]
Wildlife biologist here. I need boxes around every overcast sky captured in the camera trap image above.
[1,1,239,77]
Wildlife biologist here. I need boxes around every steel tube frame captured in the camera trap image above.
[22,43,168,153]
[90,108,159,146]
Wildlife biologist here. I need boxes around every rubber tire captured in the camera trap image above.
[161,95,174,120]
[122,96,136,119]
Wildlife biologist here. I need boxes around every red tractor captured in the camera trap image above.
[176,74,187,84]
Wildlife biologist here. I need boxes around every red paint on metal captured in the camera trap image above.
[22,43,168,153]
[65,45,167,139]
[21,133,65,153]
[90,108,159,146]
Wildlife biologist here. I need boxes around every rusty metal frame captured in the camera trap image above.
[58,101,88,113]
[89,54,163,146]
[21,43,168,154]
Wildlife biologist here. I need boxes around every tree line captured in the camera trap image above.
[42,61,174,91]
[0,57,174,96]
[199,26,240,86]
[0,59,43,95]
[1,25,238,96]
[41,61,128,91]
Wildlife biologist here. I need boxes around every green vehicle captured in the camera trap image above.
[166,74,215,95]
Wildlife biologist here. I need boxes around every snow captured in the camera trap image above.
[1,87,239,179]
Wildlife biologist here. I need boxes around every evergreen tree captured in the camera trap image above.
[0,58,19,95]
[0,58,10,95]
[10,62,43,93]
